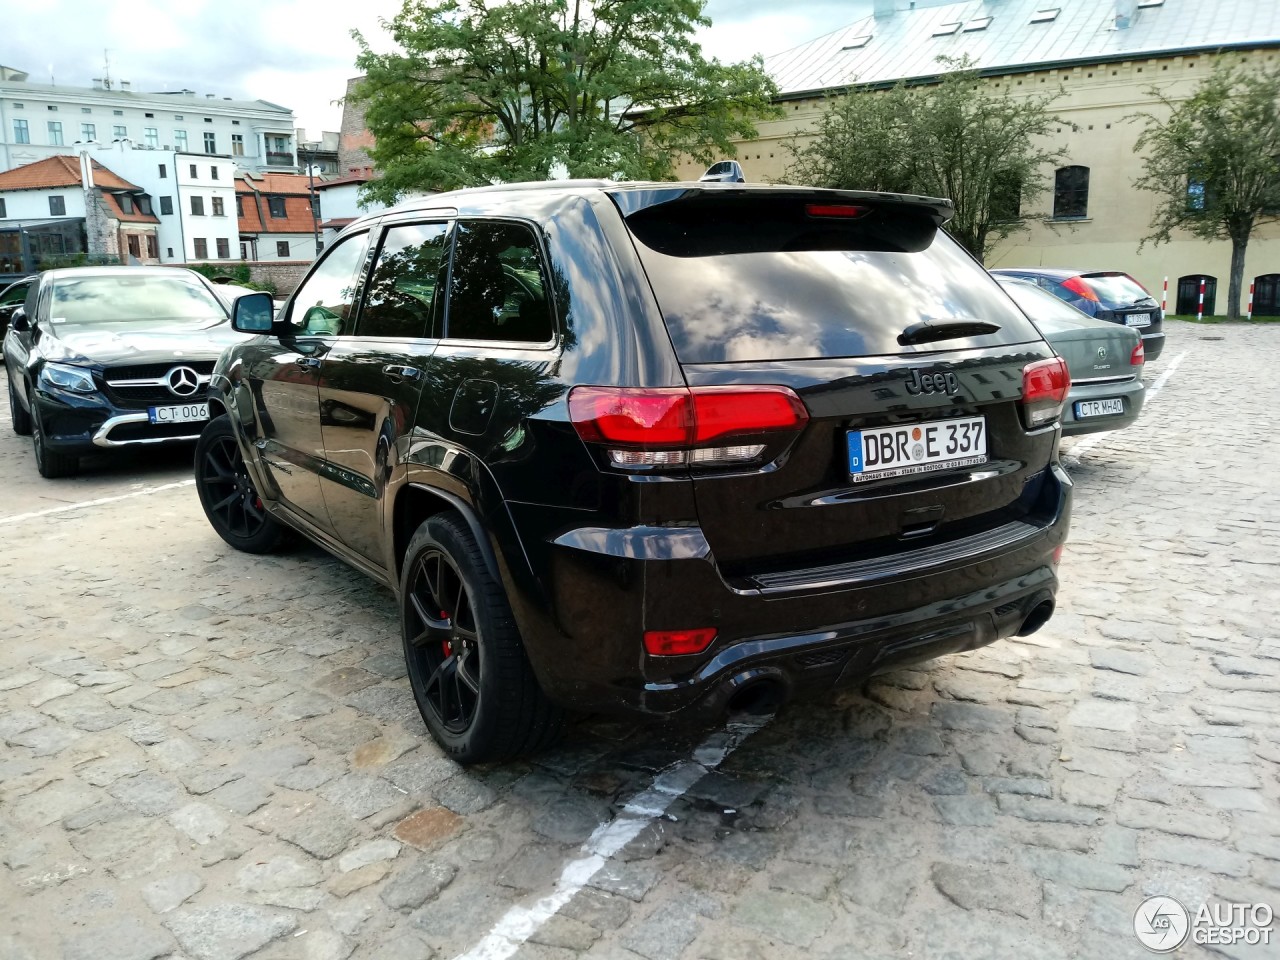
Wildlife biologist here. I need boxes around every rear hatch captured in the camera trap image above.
[1076,272,1162,333]
[612,187,1061,580]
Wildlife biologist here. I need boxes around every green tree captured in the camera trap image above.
[351,0,778,202]
[785,60,1064,260]
[1132,63,1280,320]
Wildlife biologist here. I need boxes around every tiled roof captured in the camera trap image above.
[766,0,1280,97]
[320,217,355,229]
[101,193,160,224]
[236,175,317,235]
[0,155,143,192]
[238,172,315,196]
[311,174,372,191]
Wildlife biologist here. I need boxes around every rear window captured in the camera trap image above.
[1080,273,1152,308]
[625,197,1042,362]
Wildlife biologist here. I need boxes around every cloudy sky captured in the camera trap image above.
[2,0,871,137]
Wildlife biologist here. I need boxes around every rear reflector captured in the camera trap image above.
[1130,341,1145,365]
[805,203,870,219]
[1021,357,1070,427]
[644,628,717,656]
[1061,276,1100,302]
[569,385,808,469]
[1052,544,1064,566]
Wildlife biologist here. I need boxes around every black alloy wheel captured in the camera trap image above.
[400,515,563,763]
[31,400,77,478]
[8,375,31,435]
[195,414,284,553]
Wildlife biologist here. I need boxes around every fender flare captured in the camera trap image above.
[402,483,503,586]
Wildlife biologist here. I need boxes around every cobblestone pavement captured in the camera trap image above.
[1,320,1277,960]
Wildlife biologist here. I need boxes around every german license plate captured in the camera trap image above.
[1075,398,1124,418]
[148,402,209,424]
[1124,313,1151,327]
[848,417,987,482]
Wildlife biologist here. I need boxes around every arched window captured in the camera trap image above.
[1254,274,1280,317]
[1176,275,1217,316]
[1053,166,1090,219]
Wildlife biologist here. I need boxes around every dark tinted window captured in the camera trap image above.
[626,198,1040,362]
[998,279,1091,329]
[48,274,225,324]
[289,232,370,336]
[1079,273,1152,307]
[1053,166,1089,219]
[1,282,27,305]
[357,222,449,339]
[445,220,553,343]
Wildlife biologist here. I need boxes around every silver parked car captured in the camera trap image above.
[996,277,1145,436]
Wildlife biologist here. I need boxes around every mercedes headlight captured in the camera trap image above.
[39,363,97,394]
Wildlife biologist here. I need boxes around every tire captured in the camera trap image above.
[8,374,31,436]
[194,414,285,554]
[401,514,563,763]
[31,400,77,478]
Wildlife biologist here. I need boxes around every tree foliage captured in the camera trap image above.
[784,60,1064,260]
[1132,63,1280,319]
[351,0,778,201]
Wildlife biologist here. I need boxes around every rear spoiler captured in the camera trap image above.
[605,183,954,227]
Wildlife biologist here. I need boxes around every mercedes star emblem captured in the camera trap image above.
[166,366,201,397]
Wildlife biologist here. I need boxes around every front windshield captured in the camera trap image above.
[49,275,226,324]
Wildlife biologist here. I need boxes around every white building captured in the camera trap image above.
[0,65,298,177]
[311,174,389,246]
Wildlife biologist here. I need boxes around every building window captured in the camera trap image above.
[47,105,57,112]
[265,134,293,167]
[113,109,124,116]
[81,122,96,141]
[119,195,135,214]
[159,196,173,215]
[113,125,127,140]
[190,164,198,178]
[217,238,230,259]
[175,114,184,121]
[127,235,141,258]
[81,107,91,114]
[145,127,159,148]
[193,238,208,259]
[174,129,188,151]
[147,235,159,259]
[268,197,287,218]
[167,247,174,258]
[231,134,244,156]
[204,132,216,153]
[277,241,290,257]
[159,164,167,179]
[137,196,152,215]
[1053,166,1090,219]
[190,196,205,216]
[13,119,29,144]
[145,112,154,119]
[48,121,63,145]
[236,196,244,217]
[211,167,219,180]
[212,196,225,216]
[240,241,251,260]
[0,199,6,218]
[49,196,66,216]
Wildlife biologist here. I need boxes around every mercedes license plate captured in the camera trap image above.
[148,402,209,424]
[848,417,987,482]
[1075,398,1124,419]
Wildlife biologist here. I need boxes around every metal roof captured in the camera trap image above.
[0,77,293,116]
[766,0,1280,97]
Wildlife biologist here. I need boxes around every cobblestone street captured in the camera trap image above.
[1,320,1277,960]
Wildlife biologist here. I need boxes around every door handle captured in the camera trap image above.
[382,364,421,382]
[294,356,321,369]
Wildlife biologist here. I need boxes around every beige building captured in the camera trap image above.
[676,0,1280,316]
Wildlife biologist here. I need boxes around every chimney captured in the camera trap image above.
[874,0,896,18]
[1114,0,1137,28]
[91,78,104,90]
[120,80,131,91]
[206,93,215,99]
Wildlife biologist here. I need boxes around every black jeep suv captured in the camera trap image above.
[197,181,1073,763]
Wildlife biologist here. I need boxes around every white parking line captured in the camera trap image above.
[1064,349,1187,465]
[454,714,773,960]
[0,478,196,527]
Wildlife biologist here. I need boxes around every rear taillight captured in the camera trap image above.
[1130,341,1145,366]
[568,385,809,470]
[806,203,870,219]
[644,628,717,656]
[1021,357,1069,428]
[1061,276,1100,302]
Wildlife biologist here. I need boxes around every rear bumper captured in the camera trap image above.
[1060,376,1144,437]
[1139,330,1165,361]
[518,463,1071,718]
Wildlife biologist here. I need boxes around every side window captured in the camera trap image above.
[445,220,554,344]
[355,222,450,339]
[288,232,370,336]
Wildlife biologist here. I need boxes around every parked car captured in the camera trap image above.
[3,266,245,478]
[989,268,1164,360]
[996,277,1145,436]
[0,276,34,339]
[698,160,745,183]
[197,181,1073,763]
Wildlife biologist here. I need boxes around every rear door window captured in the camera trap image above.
[443,220,554,344]
[622,195,1041,362]
[356,222,450,339]
[1080,273,1152,308]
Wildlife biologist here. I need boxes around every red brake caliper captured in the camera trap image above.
[440,611,451,657]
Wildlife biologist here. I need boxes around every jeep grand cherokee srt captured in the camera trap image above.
[196,181,1073,763]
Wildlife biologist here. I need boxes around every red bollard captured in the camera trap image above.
[1248,282,1254,321]
[1161,276,1168,315]
[1198,277,1205,321]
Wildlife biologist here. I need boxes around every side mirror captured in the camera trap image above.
[9,308,29,333]
[231,292,276,334]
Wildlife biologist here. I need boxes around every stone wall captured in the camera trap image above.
[338,77,376,176]
[181,260,311,296]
